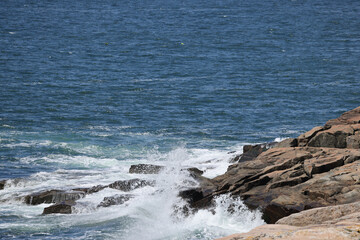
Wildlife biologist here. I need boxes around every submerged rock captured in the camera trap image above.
[72,185,107,194]
[97,194,133,208]
[129,164,164,174]
[108,178,154,191]
[42,200,75,214]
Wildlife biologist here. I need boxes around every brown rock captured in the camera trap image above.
[276,201,360,226]
[274,138,298,148]
[347,132,360,149]
[325,106,360,127]
[216,223,360,240]
[194,147,360,223]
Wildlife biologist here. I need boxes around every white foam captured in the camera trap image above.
[0,145,264,239]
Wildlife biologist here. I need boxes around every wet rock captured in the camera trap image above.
[97,194,133,208]
[72,185,107,194]
[42,200,75,214]
[129,164,164,174]
[24,190,85,205]
[0,180,6,190]
[186,167,204,176]
[108,178,154,191]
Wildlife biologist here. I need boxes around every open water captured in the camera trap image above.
[0,0,359,239]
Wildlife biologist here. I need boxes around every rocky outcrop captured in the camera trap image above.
[182,106,360,226]
[213,106,360,239]
[24,190,86,205]
[129,164,164,174]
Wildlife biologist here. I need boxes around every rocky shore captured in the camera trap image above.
[1,106,360,239]
[211,106,360,239]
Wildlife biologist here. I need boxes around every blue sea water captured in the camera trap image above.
[0,0,359,239]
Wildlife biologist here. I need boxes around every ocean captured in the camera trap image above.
[0,0,359,239]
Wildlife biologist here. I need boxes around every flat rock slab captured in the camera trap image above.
[276,201,360,227]
[216,223,360,240]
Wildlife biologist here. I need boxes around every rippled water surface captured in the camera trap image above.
[0,0,359,239]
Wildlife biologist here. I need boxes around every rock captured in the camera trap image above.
[237,143,272,162]
[108,179,154,191]
[216,223,360,240]
[297,126,324,147]
[347,132,360,149]
[97,194,132,208]
[42,200,75,214]
[0,180,6,190]
[129,164,164,174]
[274,138,298,148]
[24,190,85,205]
[72,185,107,194]
[307,125,355,148]
[186,167,204,176]
[276,201,360,227]
[195,146,360,223]
[325,106,360,127]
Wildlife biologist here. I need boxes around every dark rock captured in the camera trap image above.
[238,144,267,162]
[97,194,132,208]
[42,200,75,214]
[72,185,107,194]
[108,178,154,191]
[24,190,85,205]
[179,189,204,204]
[0,180,6,190]
[186,168,204,176]
[129,164,164,174]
